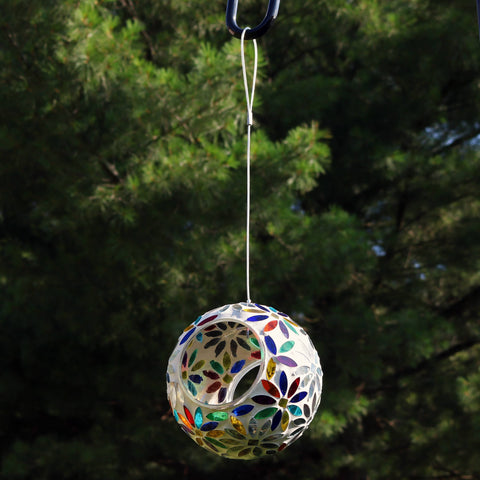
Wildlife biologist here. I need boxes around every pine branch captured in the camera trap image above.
[367,338,480,394]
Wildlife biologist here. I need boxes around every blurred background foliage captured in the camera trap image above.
[1,0,480,478]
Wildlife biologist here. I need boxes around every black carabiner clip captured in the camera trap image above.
[226,0,280,40]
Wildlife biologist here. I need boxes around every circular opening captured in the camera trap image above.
[180,320,263,406]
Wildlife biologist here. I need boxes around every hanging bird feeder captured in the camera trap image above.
[166,0,323,460]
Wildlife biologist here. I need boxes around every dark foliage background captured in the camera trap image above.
[1,0,480,479]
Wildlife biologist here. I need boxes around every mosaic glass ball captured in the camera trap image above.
[166,302,323,459]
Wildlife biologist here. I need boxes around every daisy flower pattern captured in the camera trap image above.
[167,303,323,459]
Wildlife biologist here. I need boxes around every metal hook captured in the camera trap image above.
[226,0,280,40]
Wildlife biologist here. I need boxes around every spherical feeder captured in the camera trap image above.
[166,302,323,459]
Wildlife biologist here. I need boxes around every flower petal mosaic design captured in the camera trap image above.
[166,303,323,460]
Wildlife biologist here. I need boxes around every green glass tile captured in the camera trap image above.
[204,437,226,449]
[223,351,231,370]
[223,374,233,384]
[249,337,260,348]
[210,360,224,374]
[188,349,198,368]
[279,341,295,353]
[191,360,205,371]
[254,408,278,419]
[207,411,228,422]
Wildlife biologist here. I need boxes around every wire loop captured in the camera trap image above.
[240,28,258,304]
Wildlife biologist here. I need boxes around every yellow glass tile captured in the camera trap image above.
[266,358,276,380]
[230,416,247,436]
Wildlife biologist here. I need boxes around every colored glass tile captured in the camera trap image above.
[287,378,300,398]
[253,447,263,457]
[231,359,246,374]
[254,408,278,419]
[197,314,218,326]
[262,380,281,398]
[232,405,254,416]
[196,332,203,342]
[266,358,276,380]
[230,339,238,357]
[180,327,196,345]
[188,349,197,368]
[264,320,278,332]
[194,407,203,428]
[263,443,279,449]
[223,374,233,384]
[223,352,231,370]
[304,404,311,418]
[283,319,298,334]
[252,395,276,405]
[265,336,277,355]
[294,418,306,426]
[189,375,202,384]
[230,416,247,435]
[287,405,302,416]
[178,413,192,430]
[217,322,227,330]
[248,418,258,435]
[183,324,195,333]
[215,341,226,356]
[279,371,288,396]
[184,406,194,425]
[188,381,197,396]
[201,422,219,432]
[191,360,205,371]
[249,337,260,348]
[251,350,262,359]
[207,411,228,422]
[206,430,224,438]
[290,391,307,403]
[218,387,227,403]
[238,448,251,457]
[279,398,288,408]
[206,381,222,393]
[225,428,244,440]
[205,330,223,337]
[276,356,297,367]
[279,341,294,353]
[243,308,266,314]
[210,360,224,374]
[254,304,269,312]
[247,314,269,322]
[279,321,289,338]
[182,352,188,367]
[237,337,250,350]
[281,410,289,431]
[203,370,220,380]
[204,437,226,449]
[271,409,282,430]
[205,338,220,348]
